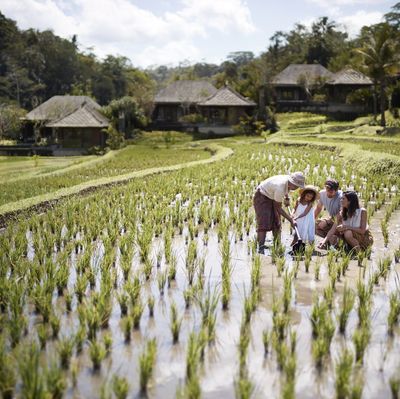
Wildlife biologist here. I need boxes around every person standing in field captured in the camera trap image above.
[315,178,343,249]
[322,191,373,252]
[253,172,305,254]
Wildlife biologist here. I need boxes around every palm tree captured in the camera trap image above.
[356,23,399,127]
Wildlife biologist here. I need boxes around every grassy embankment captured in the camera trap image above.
[272,112,400,177]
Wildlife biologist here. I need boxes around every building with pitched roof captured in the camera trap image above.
[152,80,256,133]
[22,95,109,149]
[271,64,373,116]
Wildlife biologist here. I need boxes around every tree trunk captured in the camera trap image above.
[372,83,378,120]
[380,79,386,127]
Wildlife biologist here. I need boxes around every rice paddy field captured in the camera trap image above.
[1,126,400,399]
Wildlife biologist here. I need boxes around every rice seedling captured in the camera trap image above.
[293,254,301,278]
[50,312,61,338]
[338,285,355,334]
[262,329,271,356]
[89,339,107,371]
[148,295,155,317]
[234,375,254,399]
[85,305,100,341]
[124,274,140,306]
[143,257,153,281]
[198,287,220,343]
[184,286,194,309]
[394,248,400,264]
[120,257,131,281]
[158,269,167,296]
[276,256,286,277]
[131,301,144,329]
[221,276,231,310]
[75,274,88,303]
[65,290,73,312]
[312,337,329,371]
[340,254,350,277]
[390,373,400,399]
[103,332,113,355]
[112,374,129,399]
[139,338,157,393]
[352,325,370,363]
[121,316,133,342]
[137,224,153,263]
[282,271,293,314]
[18,342,46,398]
[314,257,321,281]
[378,256,392,281]
[37,323,49,349]
[388,292,400,335]
[117,291,129,316]
[0,338,16,399]
[57,335,75,369]
[170,301,183,344]
[45,358,66,399]
[304,243,314,273]
[74,326,86,353]
[271,238,285,264]
[335,348,354,399]
[381,219,389,247]
[282,351,297,399]
[167,253,177,284]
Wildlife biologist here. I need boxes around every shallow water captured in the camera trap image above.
[11,200,400,399]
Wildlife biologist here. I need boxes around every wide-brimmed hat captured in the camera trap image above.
[288,172,305,188]
[300,185,320,200]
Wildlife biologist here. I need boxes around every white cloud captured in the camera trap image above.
[0,0,256,67]
[338,10,384,36]
[307,0,387,7]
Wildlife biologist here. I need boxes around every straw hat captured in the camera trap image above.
[288,172,305,188]
[299,185,320,200]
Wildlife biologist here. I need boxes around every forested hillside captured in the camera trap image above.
[1,3,400,114]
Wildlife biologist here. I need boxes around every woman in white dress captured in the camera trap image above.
[292,186,319,244]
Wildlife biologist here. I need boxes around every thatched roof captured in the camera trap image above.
[327,68,373,85]
[272,64,334,86]
[25,96,102,121]
[154,80,217,104]
[46,105,109,128]
[199,86,256,107]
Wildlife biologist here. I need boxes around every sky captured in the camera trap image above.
[0,0,395,68]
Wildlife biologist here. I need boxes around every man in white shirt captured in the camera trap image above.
[253,171,305,253]
[314,178,343,249]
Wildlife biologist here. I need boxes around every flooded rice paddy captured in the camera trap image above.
[1,143,400,399]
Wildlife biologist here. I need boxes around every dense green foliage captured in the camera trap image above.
[1,4,400,128]
[0,12,155,110]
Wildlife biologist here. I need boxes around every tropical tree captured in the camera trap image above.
[356,23,400,127]
[102,96,147,138]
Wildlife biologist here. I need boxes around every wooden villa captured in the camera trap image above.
[153,80,217,125]
[152,80,256,134]
[271,64,373,117]
[22,96,109,151]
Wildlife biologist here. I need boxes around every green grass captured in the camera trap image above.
[0,154,93,183]
[0,142,211,207]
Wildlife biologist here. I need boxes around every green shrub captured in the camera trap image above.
[179,113,207,124]
[104,126,125,150]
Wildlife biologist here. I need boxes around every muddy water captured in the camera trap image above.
[22,204,400,399]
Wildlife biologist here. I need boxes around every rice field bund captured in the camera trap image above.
[1,129,400,399]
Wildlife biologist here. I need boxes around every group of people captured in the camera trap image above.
[253,172,374,254]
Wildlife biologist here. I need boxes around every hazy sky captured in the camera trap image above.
[0,0,394,68]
